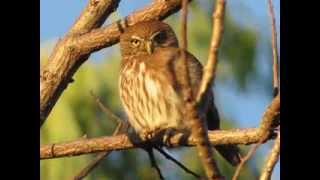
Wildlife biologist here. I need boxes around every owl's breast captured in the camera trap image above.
[119,61,187,135]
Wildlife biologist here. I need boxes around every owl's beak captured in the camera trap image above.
[145,41,153,55]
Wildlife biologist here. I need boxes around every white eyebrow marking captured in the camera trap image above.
[131,35,144,41]
[150,31,161,40]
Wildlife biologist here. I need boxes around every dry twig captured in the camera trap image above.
[259,132,280,180]
[155,147,201,179]
[267,0,280,97]
[232,95,279,180]
[74,123,125,180]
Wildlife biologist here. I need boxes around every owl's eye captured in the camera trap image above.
[130,39,141,47]
[152,31,167,44]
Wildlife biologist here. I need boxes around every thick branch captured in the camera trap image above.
[259,133,280,180]
[75,0,192,54]
[40,0,120,127]
[40,0,191,127]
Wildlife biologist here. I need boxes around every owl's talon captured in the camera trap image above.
[163,128,177,147]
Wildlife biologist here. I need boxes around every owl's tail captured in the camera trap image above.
[214,145,242,166]
[206,103,242,166]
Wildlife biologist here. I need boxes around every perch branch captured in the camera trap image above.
[40,0,192,127]
[40,92,279,160]
[41,128,260,160]
[259,132,280,180]
[267,0,279,97]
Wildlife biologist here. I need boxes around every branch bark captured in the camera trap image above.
[41,128,262,160]
[40,0,121,127]
[259,133,280,180]
[40,0,192,127]
[232,95,279,180]
[41,94,279,160]
[178,0,227,179]
[267,0,279,97]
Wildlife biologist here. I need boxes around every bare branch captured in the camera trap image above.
[40,127,269,160]
[232,134,267,180]
[40,0,120,127]
[146,148,165,180]
[232,95,279,180]
[74,92,128,180]
[178,0,224,179]
[155,147,201,179]
[259,132,280,180]
[267,0,280,97]
[40,0,192,127]
[89,90,122,124]
[69,0,121,35]
[74,123,125,180]
[75,0,193,54]
[196,0,225,103]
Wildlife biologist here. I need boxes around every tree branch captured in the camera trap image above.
[40,0,121,127]
[196,0,225,103]
[232,95,279,180]
[267,0,280,97]
[178,0,225,179]
[259,132,280,180]
[40,0,192,127]
[75,0,192,54]
[40,128,260,160]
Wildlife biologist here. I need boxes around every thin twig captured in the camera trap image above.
[89,90,122,124]
[232,95,280,180]
[196,0,226,103]
[74,123,124,180]
[267,0,279,97]
[74,92,128,180]
[146,148,165,180]
[232,133,269,180]
[259,132,280,180]
[155,147,201,179]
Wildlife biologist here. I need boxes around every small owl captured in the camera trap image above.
[119,20,241,166]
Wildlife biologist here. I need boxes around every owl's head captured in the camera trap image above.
[119,21,179,57]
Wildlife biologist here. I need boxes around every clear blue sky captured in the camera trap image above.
[41,0,280,179]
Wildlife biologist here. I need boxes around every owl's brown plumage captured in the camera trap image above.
[119,20,241,166]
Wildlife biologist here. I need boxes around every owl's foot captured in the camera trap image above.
[162,128,179,148]
[140,129,157,142]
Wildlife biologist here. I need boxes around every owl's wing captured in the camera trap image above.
[174,49,242,166]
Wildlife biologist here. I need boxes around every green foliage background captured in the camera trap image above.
[41,2,270,179]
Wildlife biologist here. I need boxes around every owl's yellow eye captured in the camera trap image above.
[130,39,141,47]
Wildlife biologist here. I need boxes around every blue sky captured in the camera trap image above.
[41,0,280,179]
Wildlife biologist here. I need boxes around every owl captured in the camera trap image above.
[119,20,241,166]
